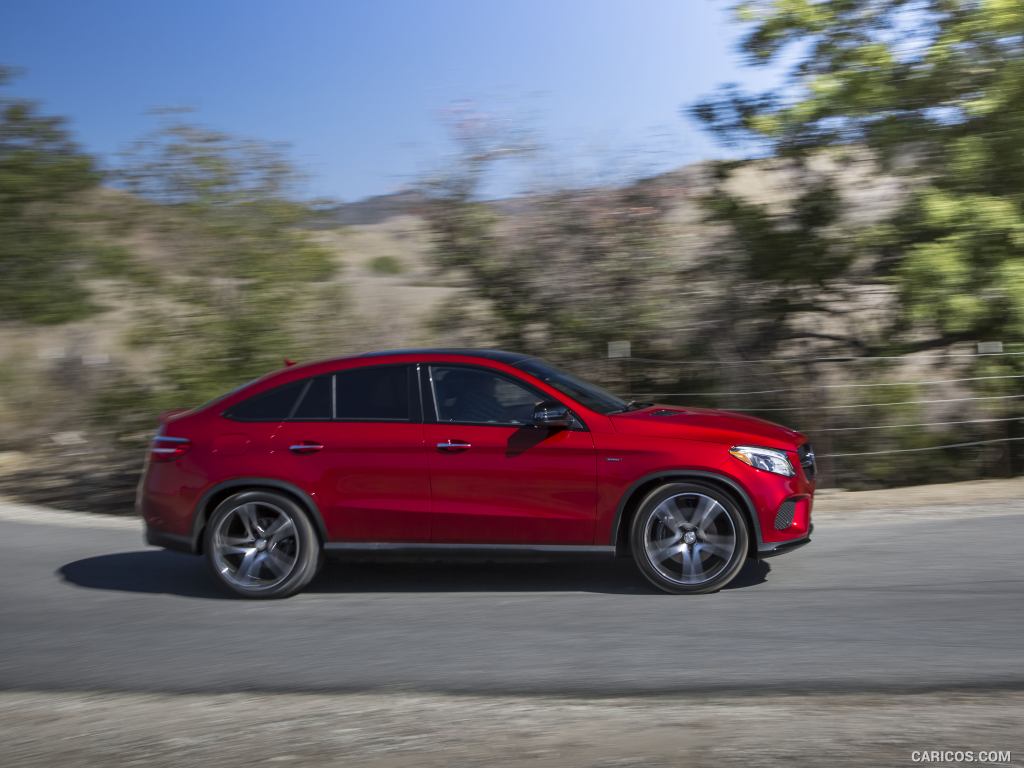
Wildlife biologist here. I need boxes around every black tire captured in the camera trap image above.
[630,481,749,594]
[203,490,321,599]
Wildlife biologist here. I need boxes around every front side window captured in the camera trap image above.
[335,365,411,421]
[514,358,627,414]
[430,365,541,426]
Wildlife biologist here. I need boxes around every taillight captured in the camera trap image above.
[150,435,191,462]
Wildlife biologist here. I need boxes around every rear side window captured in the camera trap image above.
[292,376,332,420]
[335,365,411,421]
[224,380,306,421]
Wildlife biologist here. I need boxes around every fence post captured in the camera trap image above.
[607,341,632,398]
[818,378,835,489]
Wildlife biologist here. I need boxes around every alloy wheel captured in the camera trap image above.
[641,492,738,586]
[210,500,300,592]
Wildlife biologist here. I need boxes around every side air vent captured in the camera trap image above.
[798,442,816,481]
[774,500,796,530]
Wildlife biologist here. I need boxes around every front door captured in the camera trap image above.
[423,364,598,544]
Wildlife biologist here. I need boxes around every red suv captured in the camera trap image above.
[139,349,814,597]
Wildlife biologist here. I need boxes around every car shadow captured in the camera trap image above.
[59,550,232,599]
[58,551,770,599]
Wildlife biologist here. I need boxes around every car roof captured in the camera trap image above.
[349,348,533,365]
[247,349,537,390]
[208,349,543,411]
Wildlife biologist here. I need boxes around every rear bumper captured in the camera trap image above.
[137,458,203,553]
[144,523,195,554]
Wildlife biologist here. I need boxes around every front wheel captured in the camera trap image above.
[630,482,749,594]
[204,490,321,599]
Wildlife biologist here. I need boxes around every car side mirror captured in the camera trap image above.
[532,400,573,429]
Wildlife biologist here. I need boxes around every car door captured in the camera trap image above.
[269,364,431,542]
[422,363,598,545]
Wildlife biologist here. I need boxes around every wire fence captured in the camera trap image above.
[818,416,1024,432]
[824,437,1024,458]
[569,350,1024,487]
[628,373,1024,397]
[608,351,1024,370]
[720,393,1024,413]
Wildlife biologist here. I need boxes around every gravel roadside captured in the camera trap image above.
[2,689,1020,768]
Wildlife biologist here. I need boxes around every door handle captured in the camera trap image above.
[436,440,472,452]
[289,442,324,454]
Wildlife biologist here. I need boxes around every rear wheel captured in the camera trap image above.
[204,490,320,599]
[630,482,749,594]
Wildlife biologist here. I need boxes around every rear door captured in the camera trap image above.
[422,364,598,545]
[269,364,432,542]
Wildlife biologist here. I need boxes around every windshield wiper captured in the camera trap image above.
[610,400,653,414]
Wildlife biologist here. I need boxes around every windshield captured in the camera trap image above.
[514,358,628,414]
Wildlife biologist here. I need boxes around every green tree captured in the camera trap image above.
[117,116,339,408]
[422,114,677,361]
[694,0,1024,353]
[0,67,99,323]
[692,0,1024,480]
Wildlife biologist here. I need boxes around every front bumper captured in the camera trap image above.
[757,524,813,558]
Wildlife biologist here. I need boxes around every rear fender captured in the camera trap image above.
[189,478,327,552]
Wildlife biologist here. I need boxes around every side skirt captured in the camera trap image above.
[324,542,617,560]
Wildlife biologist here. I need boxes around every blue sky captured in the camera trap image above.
[0,0,783,201]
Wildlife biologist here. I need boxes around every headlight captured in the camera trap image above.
[729,445,795,477]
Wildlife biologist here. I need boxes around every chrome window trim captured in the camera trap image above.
[330,373,337,420]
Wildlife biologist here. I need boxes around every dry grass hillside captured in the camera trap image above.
[6,154,999,513]
[0,152,905,400]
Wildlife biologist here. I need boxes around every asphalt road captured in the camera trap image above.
[1,502,1022,695]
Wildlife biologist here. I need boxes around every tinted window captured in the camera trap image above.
[335,365,410,421]
[224,380,306,421]
[292,376,332,420]
[514,358,627,414]
[431,366,540,425]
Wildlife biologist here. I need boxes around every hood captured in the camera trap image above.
[609,405,804,451]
